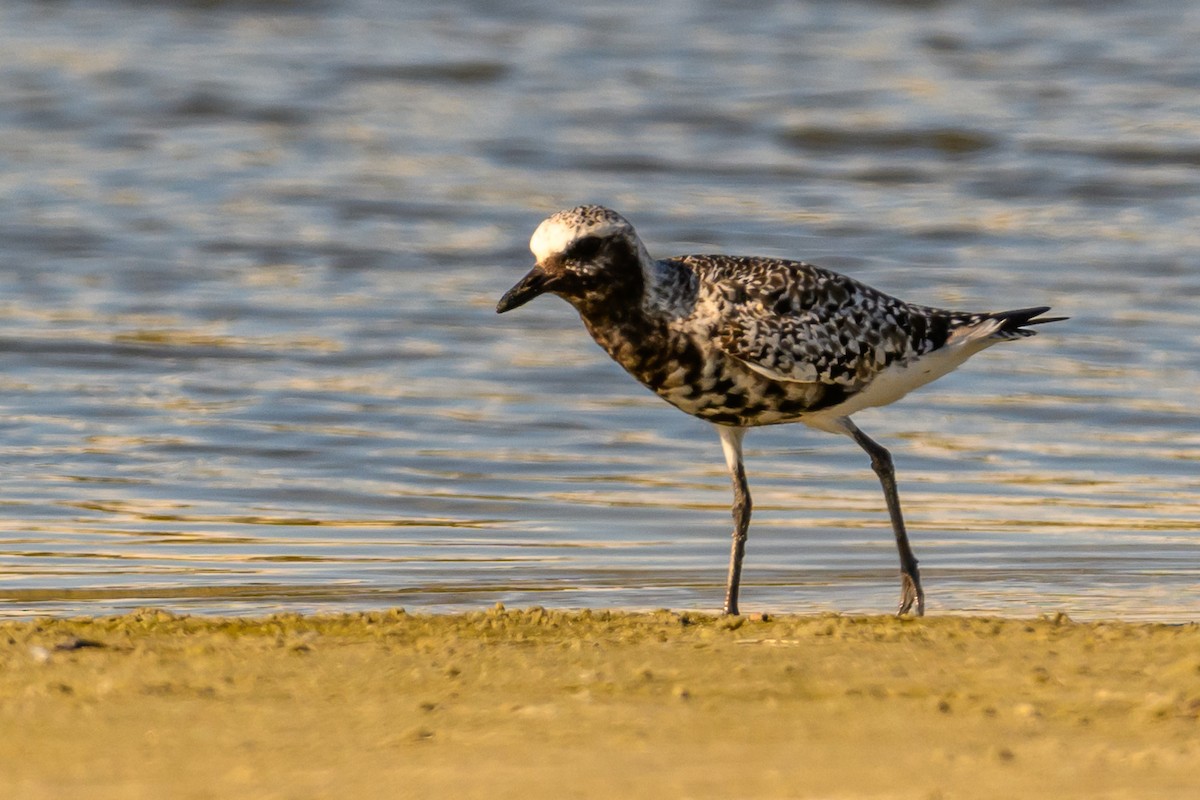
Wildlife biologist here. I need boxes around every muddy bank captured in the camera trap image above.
[2,608,1197,799]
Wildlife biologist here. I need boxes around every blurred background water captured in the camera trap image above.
[0,0,1196,620]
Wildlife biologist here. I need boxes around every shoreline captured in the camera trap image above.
[3,608,1198,798]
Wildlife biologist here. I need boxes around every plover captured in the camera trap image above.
[497,205,1064,616]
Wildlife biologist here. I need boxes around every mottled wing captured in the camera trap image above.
[674,255,955,389]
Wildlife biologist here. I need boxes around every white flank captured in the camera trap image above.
[803,325,1004,434]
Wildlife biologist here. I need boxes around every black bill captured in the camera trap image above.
[496,265,554,313]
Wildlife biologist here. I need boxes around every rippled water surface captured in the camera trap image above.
[1,0,1197,620]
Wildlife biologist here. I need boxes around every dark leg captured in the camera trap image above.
[716,426,751,616]
[844,420,925,616]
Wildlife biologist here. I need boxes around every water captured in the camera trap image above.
[0,0,1197,621]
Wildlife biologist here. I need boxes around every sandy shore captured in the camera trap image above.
[2,607,1197,799]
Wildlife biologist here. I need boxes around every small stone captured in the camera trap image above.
[1014,703,1041,719]
[54,638,106,651]
[409,727,435,742]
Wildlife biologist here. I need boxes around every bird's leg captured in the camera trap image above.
[724,463,752,616]
[716,426,751,616]
[844,420,925,617]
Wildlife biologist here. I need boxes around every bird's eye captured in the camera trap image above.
[566,236,603,262]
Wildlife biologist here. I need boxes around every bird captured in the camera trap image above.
[496,205,1065,617]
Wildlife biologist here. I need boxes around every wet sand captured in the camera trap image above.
[2,607,1197,799]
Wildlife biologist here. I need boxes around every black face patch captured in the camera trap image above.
[549,234,646,317]
[597,237,641,281]
[565,236,603,263]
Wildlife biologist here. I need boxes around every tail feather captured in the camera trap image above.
[989,306,1068,339]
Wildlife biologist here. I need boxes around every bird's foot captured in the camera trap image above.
[896,572,925,617]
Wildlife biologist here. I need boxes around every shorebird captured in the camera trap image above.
[497,205,1064,616]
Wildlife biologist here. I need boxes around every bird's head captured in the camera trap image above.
[496,205,652,314]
